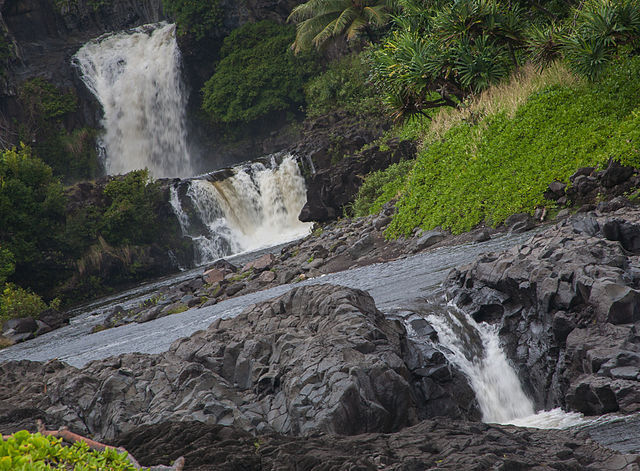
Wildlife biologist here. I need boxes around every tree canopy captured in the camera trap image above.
[288,0,390,53]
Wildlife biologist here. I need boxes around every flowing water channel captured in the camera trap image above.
[423,303,586,429]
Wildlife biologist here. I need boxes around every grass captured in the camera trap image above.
[428,62,580,142]
[354,56,640,236]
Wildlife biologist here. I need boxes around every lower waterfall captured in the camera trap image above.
[170,155,312,265]
[425,304,587,429]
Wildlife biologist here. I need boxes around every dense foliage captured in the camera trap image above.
[304,53,379,116]
[0,146,185,313]
[352,159,414,217]
[162,0,223,39]
[202,21,318,126]
[351,0,640,119]
[101,170,163,246]
[378,56,640,236]
[17,78,98,181]
[288,0,389,52]
[0,430,139,470]
[0,145,66,290]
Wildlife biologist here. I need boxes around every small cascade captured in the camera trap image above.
[73,22,192,178]
[423,303,586,429]
[170,154,312,265]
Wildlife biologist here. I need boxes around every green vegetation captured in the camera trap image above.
[101,170,162,246]
[0,283,52,323]
[304,53,378,117]
[202,21,317,127]
[0,145,185,308]
[19,78,77,120]
[0,145,66,293]
[352,159,414,217]
[379,56,640,236]
[562,0,640,79]
[18,78,98,181]
[288,0,389,53]
[0,430,139,470]
[162,0,223,39]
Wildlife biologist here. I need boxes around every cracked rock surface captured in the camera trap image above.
[446,208,640,415]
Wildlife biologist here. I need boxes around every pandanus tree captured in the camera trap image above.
[562,0,640,79]
[370,0,525,120]
[287,0,391,53]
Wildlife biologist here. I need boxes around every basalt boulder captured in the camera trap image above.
[116,419,640,471]
[299,137,416,222]
[0,284,478,442]
[445,208,640,415]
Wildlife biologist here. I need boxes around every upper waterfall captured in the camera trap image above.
[73,22,193,178]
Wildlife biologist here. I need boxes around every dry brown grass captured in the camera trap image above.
[76,236,133,277]
[427,62,581,142]
[0,335,15,349]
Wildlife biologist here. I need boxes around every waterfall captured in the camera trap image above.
[170,154,312,265]
[423,304,586,429]
[73,22,193,178]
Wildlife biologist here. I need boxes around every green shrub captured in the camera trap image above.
[0,283,48,322]
[304,53,379,117]
[384,55,640,236]
[17,78,97,181]
[101,170,162,246]
[0,430,139,470]
[0,145,66,290]
[201,21,318,126]
[352,159,415,217]
[163,0,223,39]
[19,78,77,120]
[0,248,14,287]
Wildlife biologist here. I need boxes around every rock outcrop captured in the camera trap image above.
[117,419,640,471]
[0,285,479,441]
[294,111,416,222]
[445,207,640,415]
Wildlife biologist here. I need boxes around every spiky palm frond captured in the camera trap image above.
[526,22,565,67]
[288,0,391,52]
[562,34,613,79]
[454,35,510,91]
[575,0,640,45]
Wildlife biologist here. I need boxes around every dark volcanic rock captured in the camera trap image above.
[296,114,415,222]
[0,285,477,442]
[548,162,640,210]
[445,208,640,415]
[117,419,640,471]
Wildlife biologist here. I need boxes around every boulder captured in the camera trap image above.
[203,268,226,285]
[2,317,38,334]
[116,418,640,471]
[444,209,640,413]
[224,282,246,297]
[257,270,276,284]
[0,285,478,442]
[414,230,447,251]
[503,213,535,234]
[348,234,374,259]
[299,138,416,223]
[242,253,275,273]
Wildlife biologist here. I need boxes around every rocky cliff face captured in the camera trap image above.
[445,208,640,416]
[0,0,165,137]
